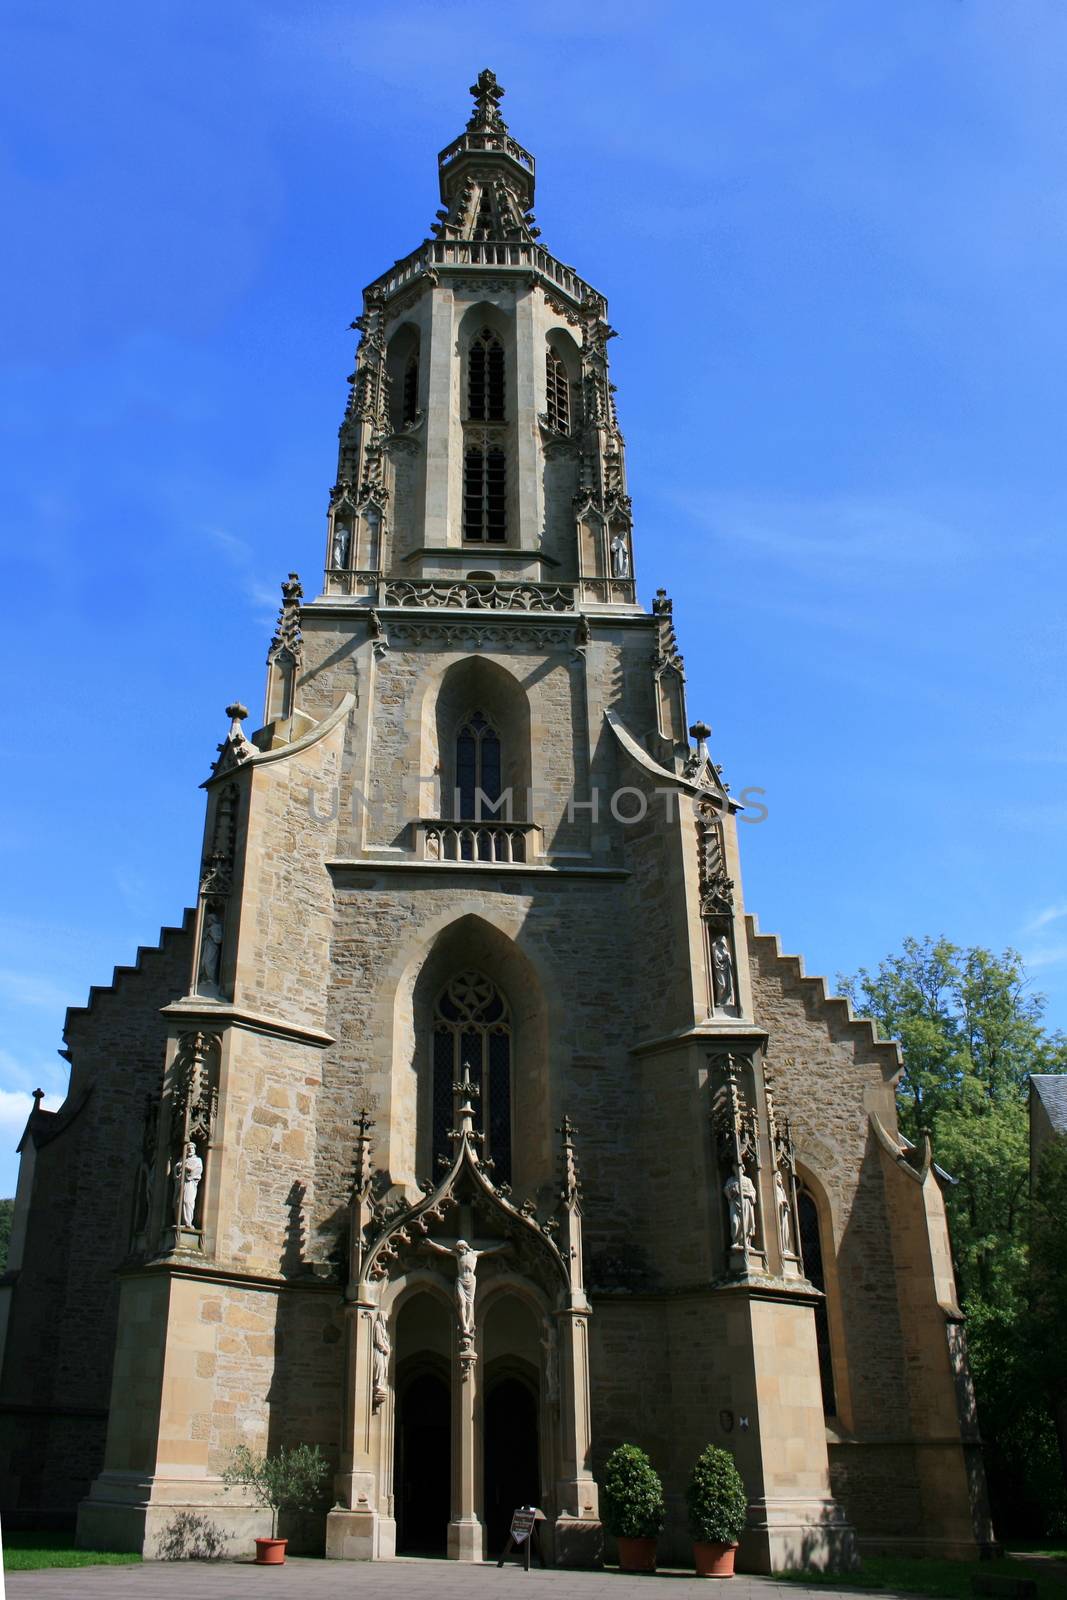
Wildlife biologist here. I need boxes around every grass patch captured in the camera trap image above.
[2,1531,142,1571]
[778,1554,1065,1600]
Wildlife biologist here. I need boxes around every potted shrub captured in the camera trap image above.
[223,1442,329,1564]
[685,1445,748,1577]
[601,1443,665,1572]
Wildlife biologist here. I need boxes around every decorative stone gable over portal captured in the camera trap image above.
[0,73,993,1572]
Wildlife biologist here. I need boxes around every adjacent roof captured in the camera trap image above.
[1032,1074,1067,1135]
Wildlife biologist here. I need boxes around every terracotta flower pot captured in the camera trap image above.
[693,1540,737,1578]
[617,1535,657,1572]
[254,1536,288,1565]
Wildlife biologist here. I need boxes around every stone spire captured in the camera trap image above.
[431,69,539,244]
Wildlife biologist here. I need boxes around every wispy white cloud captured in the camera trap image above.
[1025,904,1067,936]
[0,969,71,1012]
[668,490,969,578]
[0,1088,37,1142]
[199,525,280,622]
[202,524,253,563]
[0,1048,67,1106]
[1022,944,1067,973]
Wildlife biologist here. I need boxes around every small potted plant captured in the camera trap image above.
[223,1442,329,1564]
[685,1444,748,1577]
[601,1443,665,1572]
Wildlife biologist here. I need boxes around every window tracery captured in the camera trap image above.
[462,444,507,540]
[468,329,505,421]
[545,348,570,434]
[454,710,502,822]
[431,971,512,1183]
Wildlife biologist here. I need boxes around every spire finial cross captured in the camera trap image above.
[467,68,507,134]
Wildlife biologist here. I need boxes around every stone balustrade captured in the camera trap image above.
[415,819,539,865]
[370,239,595,305]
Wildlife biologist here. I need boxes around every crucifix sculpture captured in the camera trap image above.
[419,1061,511,1370]
[421,1234,511,1338]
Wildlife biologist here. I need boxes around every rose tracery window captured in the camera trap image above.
[431,971,512,1183]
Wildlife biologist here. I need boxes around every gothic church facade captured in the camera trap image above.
[0,75,993,1570]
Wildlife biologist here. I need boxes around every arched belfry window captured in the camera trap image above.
[463,446,507,541]
[455,710,501,820]
[468,329,505,422]
[546,348,570,435]
[402,354,419,426]
[797,1183,837,1417]
[432,972,512,1183]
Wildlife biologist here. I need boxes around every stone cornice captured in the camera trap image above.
[629,1022,768,1058]
[116,1257,341,1294]
[327,859,630,882]
[159,1000,335,1048]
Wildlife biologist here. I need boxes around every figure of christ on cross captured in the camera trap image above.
[421,1235,512,1336]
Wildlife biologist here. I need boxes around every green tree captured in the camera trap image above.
[840,936,1067,1536]
[840,937,1065,1308]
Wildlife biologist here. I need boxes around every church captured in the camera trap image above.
[0,74,994,1570]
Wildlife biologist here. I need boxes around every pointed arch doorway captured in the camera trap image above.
[396,1369,450,1554]
[393,1293,452,1556]
[484,1373,539,1555]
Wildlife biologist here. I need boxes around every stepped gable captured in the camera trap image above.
[746,913,903,1076]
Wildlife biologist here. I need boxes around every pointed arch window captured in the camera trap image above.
[797,1183,837,1417]
[455,710,501,822]
[546,348,570,435]
[402,355,419,426]
[463,446,507,541]
[468,330,505,421]
[432,972,512,1183]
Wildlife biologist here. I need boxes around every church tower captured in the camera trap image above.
[0,74,993,1569]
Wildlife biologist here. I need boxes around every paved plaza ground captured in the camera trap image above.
[3,1557,915,1600]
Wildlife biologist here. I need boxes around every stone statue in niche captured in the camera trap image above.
[198,911,223,990]
[177,1141,203,1229]
[422,1236,511,1335]
[610,532,630,578]
[372,1311,390,1409]
[332,524,351,568]
[775,1169,795,1256]
[711,934,735,1008]
[725,1171,757,1250]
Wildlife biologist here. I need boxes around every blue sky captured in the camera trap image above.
[2,1,1065,1194]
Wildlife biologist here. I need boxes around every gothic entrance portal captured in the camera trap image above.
[326,1088,601,1564]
